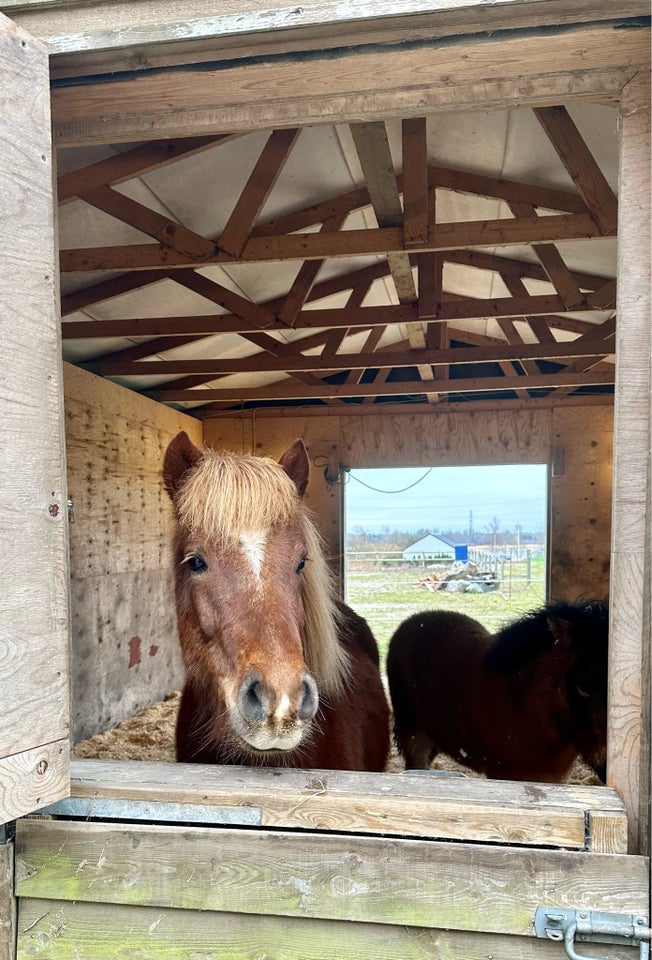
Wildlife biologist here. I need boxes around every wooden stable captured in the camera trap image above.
[0,2,650,958]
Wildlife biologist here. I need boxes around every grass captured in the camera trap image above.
[345,558,546,666]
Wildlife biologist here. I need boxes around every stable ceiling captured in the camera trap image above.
[58,102,618,417]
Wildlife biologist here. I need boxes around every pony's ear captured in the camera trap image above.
[163,431,202,500]
[278,439,310,498]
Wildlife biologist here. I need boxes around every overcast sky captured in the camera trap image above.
[344,463,548,535]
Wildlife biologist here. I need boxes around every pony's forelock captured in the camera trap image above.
[173,446,349,697]
[174,447,301,544]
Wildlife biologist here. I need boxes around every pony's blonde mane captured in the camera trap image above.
[174,447,350,697]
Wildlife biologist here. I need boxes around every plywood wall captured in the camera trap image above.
[64,364,202,741]
[204,404,613,602]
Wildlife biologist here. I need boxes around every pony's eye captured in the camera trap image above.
[185,554,208,574]
[296,556,307,574]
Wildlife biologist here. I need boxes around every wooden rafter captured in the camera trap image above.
[59,212,607,271]
[55,108,619,413]
[61,292,610,339]
[95,338,614,378]
[534,106,619,234]
[151,369,614,404]
[218,128,301,256]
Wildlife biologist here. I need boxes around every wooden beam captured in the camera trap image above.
[508,200,585,308]
[94,339,614,378]
[534,105,619,234]
[205,394,614,419]
[402,117,429,248]
[277,214,346,326]
[59,213,608,272]
[152,369,614,403]
[61,293,608,339]
[80,185,217,259]
[609,70,651,854]
[56,135,236,204]
[218,127,301,257]
[172,270,278,329]
[49,25,648,145]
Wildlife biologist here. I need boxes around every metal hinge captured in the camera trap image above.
[535,907,651,960]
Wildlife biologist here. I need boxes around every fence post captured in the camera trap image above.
[526,549,532,585]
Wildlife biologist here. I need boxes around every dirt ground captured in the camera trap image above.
[73,692,599,784]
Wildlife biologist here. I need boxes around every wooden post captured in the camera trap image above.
[609,70,651,855]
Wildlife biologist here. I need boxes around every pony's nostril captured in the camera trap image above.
[240,677,267,722]
[298,676,318,721]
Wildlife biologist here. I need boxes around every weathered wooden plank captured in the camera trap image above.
[0,742,69,822]
[15,898,638,960]
[609,69,652,855]
[49,24,649,145]
[14,819,648,933]
[0,12,70,822]
[0,841,14,960]
[65,759,627,851]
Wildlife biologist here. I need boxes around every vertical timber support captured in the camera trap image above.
[0,834,15,960]
[609,70,651,855]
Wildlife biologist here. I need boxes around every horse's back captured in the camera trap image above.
[387,610,493,770]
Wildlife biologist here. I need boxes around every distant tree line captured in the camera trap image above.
[347,524,545,552]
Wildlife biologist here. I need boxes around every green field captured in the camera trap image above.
[345,558,546,666]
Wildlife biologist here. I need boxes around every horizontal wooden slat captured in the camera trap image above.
[15,898,639,960]
[15,819,648,935]
[65,759,627,850]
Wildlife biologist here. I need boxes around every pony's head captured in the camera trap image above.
[163,432,348,759]
[486,599,609,776]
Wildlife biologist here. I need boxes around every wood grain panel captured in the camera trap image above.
[0,13,70,819]
[609,70,652,854]
[15,897,637,960]
[15,819,648,933]
[549,405,613,602]
[63,364,202,740]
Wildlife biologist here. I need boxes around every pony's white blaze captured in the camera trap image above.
[239,531,267,580]
[275,694,291,720]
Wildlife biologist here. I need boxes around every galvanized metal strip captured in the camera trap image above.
[38,796,262,826]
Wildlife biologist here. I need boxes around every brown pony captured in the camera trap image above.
[163,432,390,771]
[387,601,608,782]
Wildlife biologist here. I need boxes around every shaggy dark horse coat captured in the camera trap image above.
[387,601,608,782]
[164,431,390,771]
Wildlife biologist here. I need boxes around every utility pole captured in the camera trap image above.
[468,509,474,544]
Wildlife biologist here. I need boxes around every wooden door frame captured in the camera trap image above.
[5,0,650,853]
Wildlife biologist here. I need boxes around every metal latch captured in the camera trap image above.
[535,907,651,960]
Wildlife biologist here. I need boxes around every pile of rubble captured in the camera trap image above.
[418,560,499,594]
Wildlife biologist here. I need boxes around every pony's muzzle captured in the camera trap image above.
[235,670,319,751]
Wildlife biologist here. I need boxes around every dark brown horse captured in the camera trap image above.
[387,601,608,782]
[164,432,390,771]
